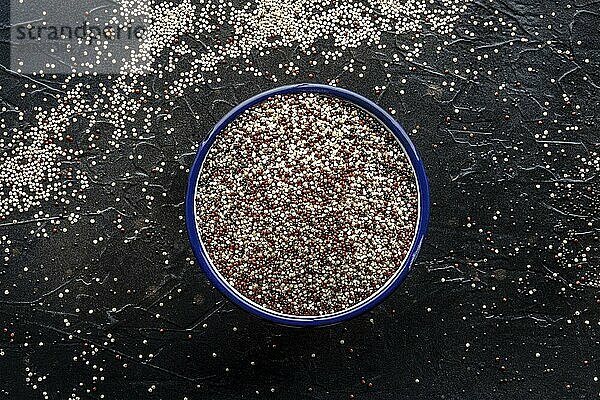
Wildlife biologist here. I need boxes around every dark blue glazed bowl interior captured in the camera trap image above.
[185,83,430,327]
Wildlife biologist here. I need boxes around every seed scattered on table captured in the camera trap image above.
[196,92,419,316]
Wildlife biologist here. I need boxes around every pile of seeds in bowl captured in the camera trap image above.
[195,92,419,316]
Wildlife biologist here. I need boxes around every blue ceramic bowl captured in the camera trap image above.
[186,83,429,327]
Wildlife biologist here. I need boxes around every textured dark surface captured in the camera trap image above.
[1,0,600,399]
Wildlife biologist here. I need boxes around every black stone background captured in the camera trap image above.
[1,0,599,399]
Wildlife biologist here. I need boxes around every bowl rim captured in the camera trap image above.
[185,83,430,327]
